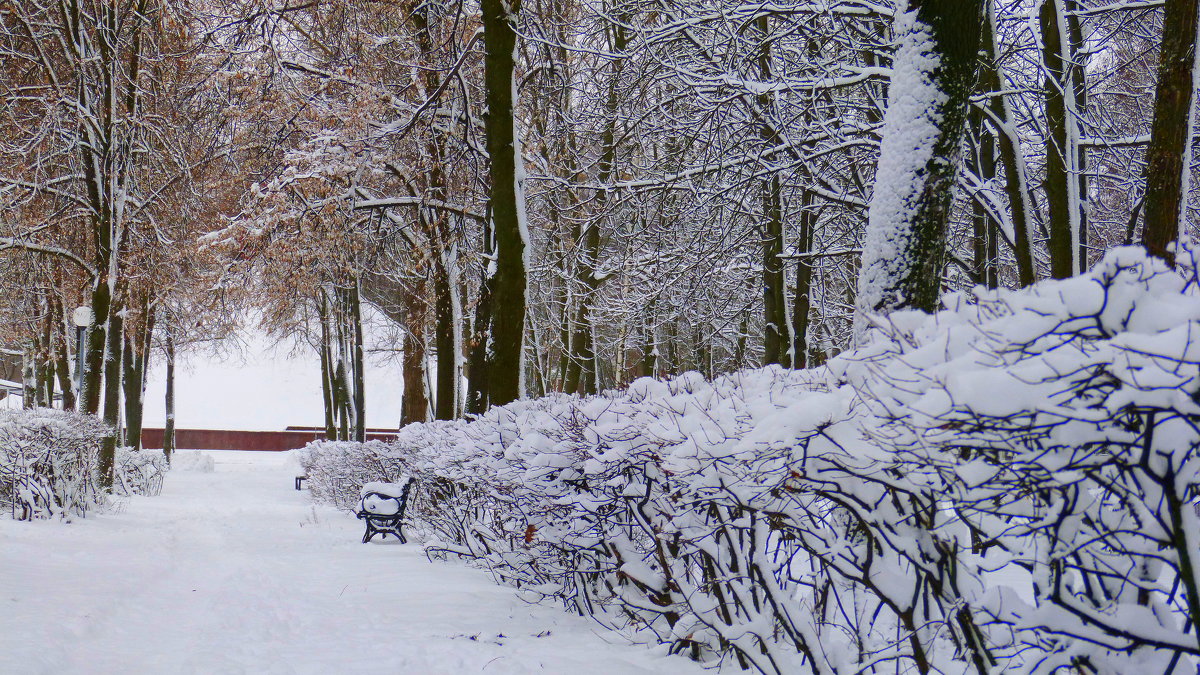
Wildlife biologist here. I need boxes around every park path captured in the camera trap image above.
[0,451,701,675]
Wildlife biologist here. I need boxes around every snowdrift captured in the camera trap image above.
[301,246,1200,674]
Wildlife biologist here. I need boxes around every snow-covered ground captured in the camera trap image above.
[0,451,704,674]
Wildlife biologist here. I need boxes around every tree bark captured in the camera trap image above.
[1141,0,1199,264]
[466,227,495,416]
[433,267,457,419]
[481,0,527,408]
[81,279,111,415]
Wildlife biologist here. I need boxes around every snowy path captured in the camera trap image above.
[0,452,702,675]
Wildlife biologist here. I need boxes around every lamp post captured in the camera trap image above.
[72,306,92,411]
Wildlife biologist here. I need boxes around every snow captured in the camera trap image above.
[361,480,410,499]
[0,451,704,674]
[171,450,216,473]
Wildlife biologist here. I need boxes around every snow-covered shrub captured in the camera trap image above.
[0,408,111,520]
[115,448,167,496]
[295,440,409,510]
[305,247,1200,674]
[842,246,1200,673]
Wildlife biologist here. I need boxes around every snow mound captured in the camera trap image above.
[171,451,215,473]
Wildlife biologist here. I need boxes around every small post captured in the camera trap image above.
[72,306,93,412]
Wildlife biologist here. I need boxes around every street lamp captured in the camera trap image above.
[72,306,92,410]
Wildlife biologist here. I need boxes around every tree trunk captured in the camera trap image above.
[640,319,657,378]
[1065,0,1089,269]
[407,1,460,421]
[350,280,366,443]
[857,1,985,318]
[792,190,816,367]
[1141,0,1199,264]
[568,13,628,393]
[122,300,152,452]
[466,218,495,415]
[163,328,175,464]
[969,101,999,289]
[99,301,124,489]
[81,278,111,415]
[21,350,34,410]
[481,0,527,408]
[981,3,1036,287]
[54,314,76,412]
[1039,0,1084,279]
[122,335,141,450]
[401,323,429,427]
[433,265,457,420]
[758,15,789,368]
[318,294,336,440]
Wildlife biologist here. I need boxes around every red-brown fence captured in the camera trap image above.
[141,428,397,452]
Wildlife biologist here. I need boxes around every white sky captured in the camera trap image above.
[142,330,405,432]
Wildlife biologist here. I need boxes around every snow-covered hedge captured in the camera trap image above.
[295,439,408,511]
[115,447,167,497]
[0,408,111,519]
[302,247,1200,674]
[0,409,166,518]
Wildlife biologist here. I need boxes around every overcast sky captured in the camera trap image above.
[142,329,406,432]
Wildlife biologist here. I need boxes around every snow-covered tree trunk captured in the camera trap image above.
[856,1,985,325]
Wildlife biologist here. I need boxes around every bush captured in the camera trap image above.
[301,247,1200,674]
[115,447,167,496]
[294,439,409,511]
[0,408,111,520]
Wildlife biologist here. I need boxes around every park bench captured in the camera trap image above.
[356,479,413,544]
